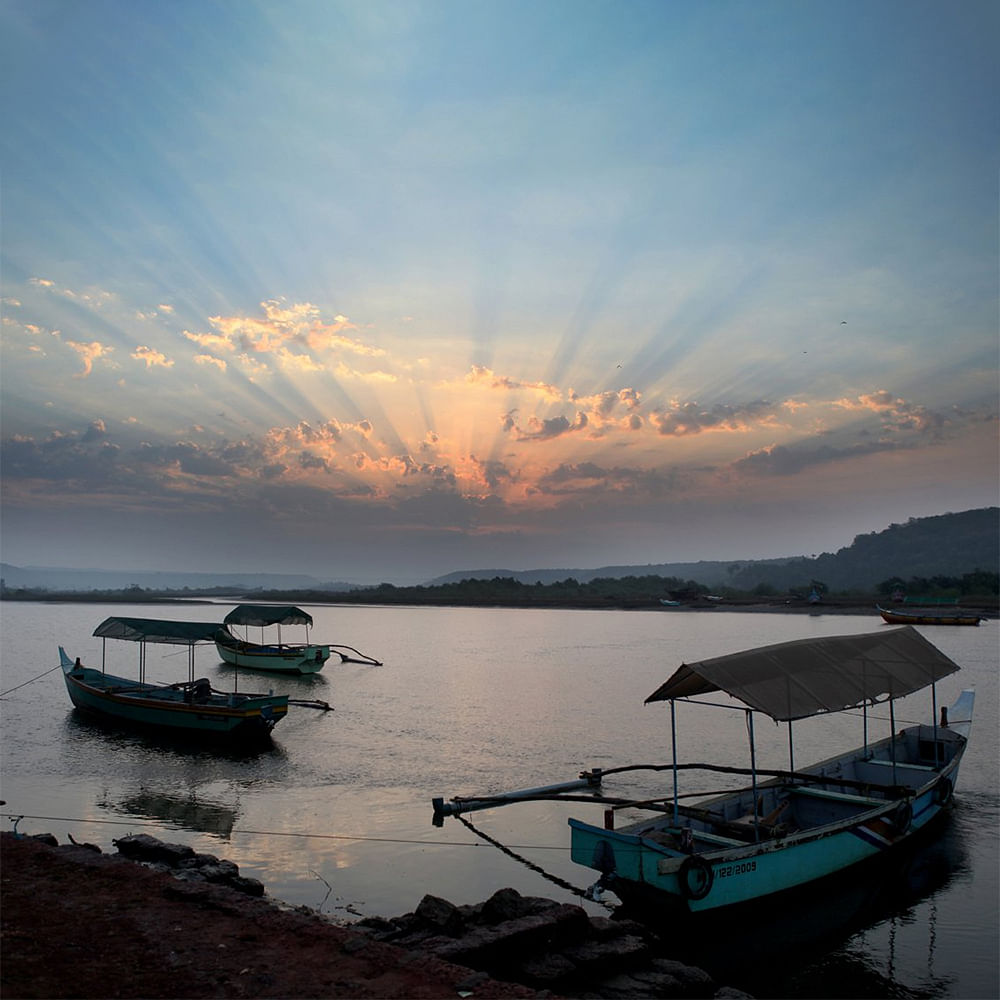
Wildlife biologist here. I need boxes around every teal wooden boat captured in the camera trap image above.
[61,617,289,742]
[434,626,974,919]
[215,604,382,675]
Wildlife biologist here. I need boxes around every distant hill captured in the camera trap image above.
[0,565,360,593]
[428,508,999,593]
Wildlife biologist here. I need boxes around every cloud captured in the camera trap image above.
[650,399,783,437]
[512,411,589,441]
[466,365,562,401]
[65,340,113,377]
[194,354,227,371]
[132,345,174,368]
[834,391,946,437]
[732,441,895,477]
[205,299,381,359]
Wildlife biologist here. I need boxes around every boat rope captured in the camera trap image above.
[0,811,572,852]
[0,665,62,698]
[455,814,615,911]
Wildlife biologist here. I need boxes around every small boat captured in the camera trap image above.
[215,604,382,675]
[61,617,289,743]
[433,626,973,920]
[877,605,983,626]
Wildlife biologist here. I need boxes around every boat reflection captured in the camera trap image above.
[104,788,239,839]
[623,813,967,998]
[64,706,287,762]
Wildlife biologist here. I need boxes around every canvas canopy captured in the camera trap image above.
[222,605,313,627]
[93,617,224,645]
[644,626,961,722]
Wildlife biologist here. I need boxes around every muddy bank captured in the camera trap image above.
[1,831,751,999]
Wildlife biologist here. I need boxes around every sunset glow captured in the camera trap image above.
[2,1,996,582]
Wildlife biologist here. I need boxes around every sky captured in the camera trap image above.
[1,0,997,585]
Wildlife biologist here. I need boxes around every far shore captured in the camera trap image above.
[1,590,995,617]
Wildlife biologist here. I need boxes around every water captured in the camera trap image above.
[1,602,996,998]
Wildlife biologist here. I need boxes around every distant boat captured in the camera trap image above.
[434,626,974,920]
[877,605,984,627]
[215,604,382,675]
[61,617,289,743]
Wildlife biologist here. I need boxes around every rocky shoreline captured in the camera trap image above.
[1,830,752,999]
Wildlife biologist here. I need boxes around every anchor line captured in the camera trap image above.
[455,814,615,912]
[0,664,62,698]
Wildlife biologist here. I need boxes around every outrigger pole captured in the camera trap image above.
[432,773,604,819]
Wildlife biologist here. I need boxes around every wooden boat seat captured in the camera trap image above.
[790,786,885,808]
[862,758,937,773]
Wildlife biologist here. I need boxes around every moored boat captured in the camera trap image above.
[61,617,289,743]
[215,604,382,675]
[877,605,984,626]
[433,626,974,920]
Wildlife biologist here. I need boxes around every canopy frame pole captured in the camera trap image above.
[670,700,679,825]
[101,637,107,675]
[889,694,897,786]
[787,720,795,773]
[931,682,940,765]
[862,658,869,755]
[139,640,145,685]
[747,709,759,843]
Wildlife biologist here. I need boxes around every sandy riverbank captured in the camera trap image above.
[1,832,541,999]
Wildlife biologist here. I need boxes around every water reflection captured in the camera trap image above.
[103,788,239,839]
[62,708,288,763]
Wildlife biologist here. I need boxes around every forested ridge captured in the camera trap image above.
[4,508,994,609]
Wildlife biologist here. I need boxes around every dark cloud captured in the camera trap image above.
[733,441,896,477]
[650,400,777,436]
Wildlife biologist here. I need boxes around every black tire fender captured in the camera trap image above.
[891,801,913,834]
[933,776,953,806]
[678,855,714,900]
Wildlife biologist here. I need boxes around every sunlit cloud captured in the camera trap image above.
[205,299,383,359]
[194,354,227,371]
[650,399,785,437]
[834,391,946,436]
[465,365,563,401]
[132,345,174,368]
[65,340,114,377]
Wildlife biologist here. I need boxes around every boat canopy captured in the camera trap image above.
[644,626,961,722]
[222,605,314,628]
[93,617,224,645]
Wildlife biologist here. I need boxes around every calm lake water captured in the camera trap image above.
[1,601,997,998]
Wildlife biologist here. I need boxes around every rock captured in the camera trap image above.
[516,952,578,986]
[113,834,194,866]
[197,860,241,884]
[713,988,755,999]
[29,833,59,847]
[229,876,265,897]
[414,894,466,936]
[649,958,717,995]
[429,904,591,967]
[597,970,684,998]
[480,887,558,924]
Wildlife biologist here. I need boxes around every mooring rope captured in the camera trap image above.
[0,665,62,698]
[456,814,615,911]
[0,811,573,852]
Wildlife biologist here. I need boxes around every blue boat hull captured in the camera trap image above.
[569,735,966,916]
[60,650,287,743]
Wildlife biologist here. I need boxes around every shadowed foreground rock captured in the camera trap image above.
[359,888,752,998]
[2,832,752,999]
